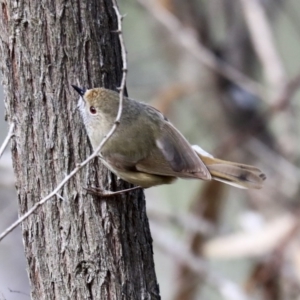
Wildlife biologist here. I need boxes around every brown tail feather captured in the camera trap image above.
[199,155,266,189]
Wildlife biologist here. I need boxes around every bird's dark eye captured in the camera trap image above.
[90,106,97,114]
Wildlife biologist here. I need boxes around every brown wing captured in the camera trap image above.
[136,121,211,180]
[101,103,210,180]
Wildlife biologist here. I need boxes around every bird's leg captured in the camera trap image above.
[84,186,142,198]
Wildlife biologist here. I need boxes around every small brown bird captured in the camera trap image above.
[72,86,266,190]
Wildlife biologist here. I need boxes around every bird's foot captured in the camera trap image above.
[84,186,142,198]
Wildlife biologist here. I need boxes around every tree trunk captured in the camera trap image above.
[0,1,160,299]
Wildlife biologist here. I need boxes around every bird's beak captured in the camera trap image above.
[72,85,86,96]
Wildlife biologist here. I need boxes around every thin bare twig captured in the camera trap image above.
[0,123,14,159]
[112,0,128,124]
[137,0,265,100]
[8,288,30,298]
[0,1,128,242]
[0,146,99,241]
[96,0,127,153]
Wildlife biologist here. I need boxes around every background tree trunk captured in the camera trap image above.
[0,1,160,299]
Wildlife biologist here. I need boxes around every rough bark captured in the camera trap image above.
[0,1,160,299]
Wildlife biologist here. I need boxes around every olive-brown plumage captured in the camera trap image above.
[73,86,266,189]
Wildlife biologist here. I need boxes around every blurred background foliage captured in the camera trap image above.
[1,0,300,299]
